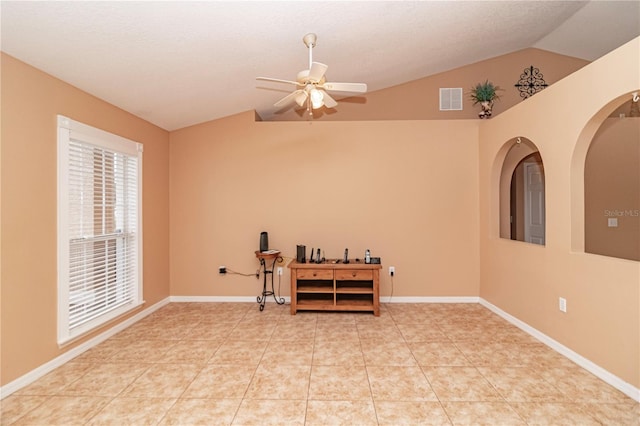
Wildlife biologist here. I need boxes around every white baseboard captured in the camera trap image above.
[0,297,170,400]
[479,298,640,403]
[380,296,480,304]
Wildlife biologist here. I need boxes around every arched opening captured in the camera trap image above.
[584,93,640,261]
[510,152,545,243]
[499,137,546,245]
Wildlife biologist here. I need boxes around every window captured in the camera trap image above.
[57,116,143,345]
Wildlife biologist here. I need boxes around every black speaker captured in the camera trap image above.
[296,245,306,263]
[259,232,269,252]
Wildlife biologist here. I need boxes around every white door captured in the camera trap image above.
[524,160,545,245]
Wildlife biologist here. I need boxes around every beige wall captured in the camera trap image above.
[170,115,480,299]
[585,118,640,261]
[0,54,171,385]
[479,38,640,388]
[271,48,589,122]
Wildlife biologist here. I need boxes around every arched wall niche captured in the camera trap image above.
[494,137,546,244]
[570,90,640,256]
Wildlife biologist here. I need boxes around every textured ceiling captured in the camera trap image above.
[1,1,639,130]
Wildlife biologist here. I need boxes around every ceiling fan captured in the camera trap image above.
[256,33,367,115]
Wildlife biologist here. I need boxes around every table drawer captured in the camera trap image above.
[335,269,373,281]
[296,269,334,280]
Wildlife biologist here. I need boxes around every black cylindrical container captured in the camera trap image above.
[296,245,306,263]
[260,232,269,252]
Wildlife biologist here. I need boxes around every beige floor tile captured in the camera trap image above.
[354,311,395,325]
[228,323,276,341]
[367,366,438,402]
[139,324,191,340]
[208,339,268,366]
[86,396,176,425]
[6,302,638,426]
[441,401,526,425]
[509,402,601,425]
[12,395,110,426]
[14,362,95,396]
[361,339,417,366]
[271,322,317,341]
[231,399,306,425]
[277,311,318,324]
[386,308,440,325]
[260,340,314,366]
[308,365,372,401]
[314,324,360,342]
[74,338,131,362]
[305,399,378,426]
[315,312,358,326]
[183,364,255,399]
[478,367,567,402]
[161,339,222,364]
[396,323,449,342]
[374,400,452,425]
[312,340,365,366]
[108,339,178,363]
[183,324,233,340]
[120,363,202,398]
[538,366,631,403]
[159,398,241,425]
[245,364,310,400]
[60,363,149,397]
[409,342,470,366]
[0,395,49,425]
[455,341,532,367]
[422,366,503,402]
[580,401,640,425]
[357,324,405,341]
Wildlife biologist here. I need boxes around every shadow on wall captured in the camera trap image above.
[584,96,640,261]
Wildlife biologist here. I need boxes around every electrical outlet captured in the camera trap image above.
[277,267,283,276]
[559,297,567,313]
[389,266,395,276]
[219,266,226,274]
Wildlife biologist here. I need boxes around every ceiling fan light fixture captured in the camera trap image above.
[310,88,324,109]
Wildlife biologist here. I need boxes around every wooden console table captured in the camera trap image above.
[288,259,381,316]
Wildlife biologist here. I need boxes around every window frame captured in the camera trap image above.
[57,115,143,345]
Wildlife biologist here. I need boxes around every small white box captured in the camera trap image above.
[608,218,618,227]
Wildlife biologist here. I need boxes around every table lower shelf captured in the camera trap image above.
[295,294,375,312]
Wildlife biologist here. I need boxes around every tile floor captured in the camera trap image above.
[1,302,638,425]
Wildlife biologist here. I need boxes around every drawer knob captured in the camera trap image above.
[312,272,317,277]
[351,272,356,277]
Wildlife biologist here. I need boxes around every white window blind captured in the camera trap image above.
[57,116,143,345]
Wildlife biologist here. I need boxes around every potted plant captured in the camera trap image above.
[469,80,502,118]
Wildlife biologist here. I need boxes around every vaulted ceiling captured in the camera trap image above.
[2,1,639,130]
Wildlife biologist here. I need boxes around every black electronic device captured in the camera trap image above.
[309,247,314,263]
[370,257,381,264]
[259,231,269,252]
[343,248,350,264]
[296,245,306,263]
[315,248,322,263]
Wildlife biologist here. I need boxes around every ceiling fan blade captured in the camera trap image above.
[322,82,367,93]
[295,91,308,107]
[274,90,305,108]
[308,62,328,83]
[320,90,338,108]
[256,76,299,86]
